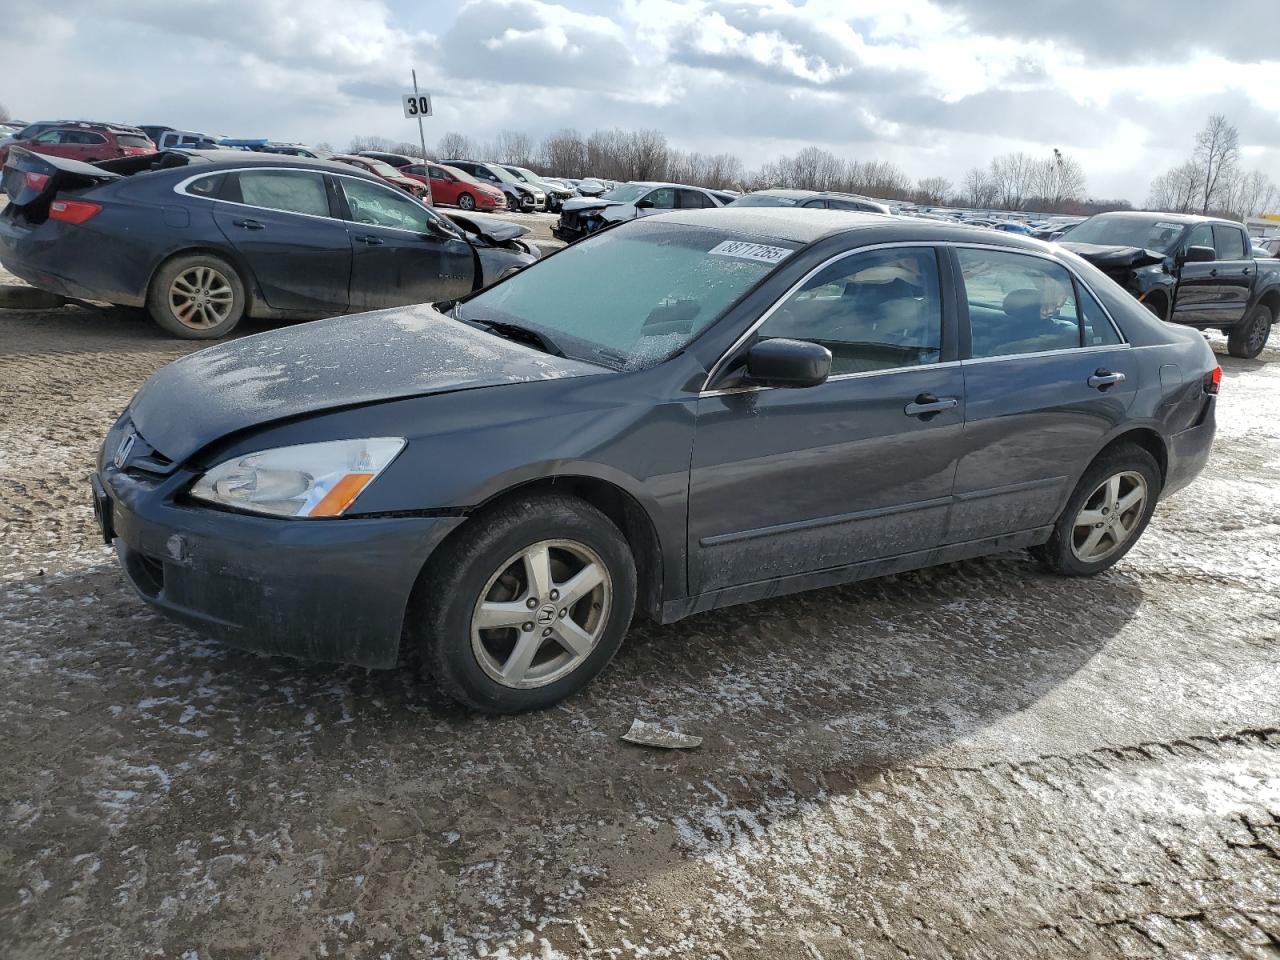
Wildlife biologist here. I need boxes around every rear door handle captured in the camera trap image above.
[904,393,959,418]
[232,218,264,230]
[355,235,385,245]
[1088,369,1126,390]
[1243,267,1252,275]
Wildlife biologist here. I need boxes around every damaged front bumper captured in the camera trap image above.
[96,459,461,669]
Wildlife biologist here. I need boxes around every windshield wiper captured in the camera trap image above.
[464,317,566,357]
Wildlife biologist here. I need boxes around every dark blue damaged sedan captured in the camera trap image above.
[94,208,1219,712]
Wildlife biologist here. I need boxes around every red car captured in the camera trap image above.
[0,122,154,168]
[329,155,431,204]
[403,162,507,211]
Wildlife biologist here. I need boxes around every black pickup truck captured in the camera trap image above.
[1060,211,1280,358]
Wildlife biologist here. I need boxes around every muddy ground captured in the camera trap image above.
[0,220,1277,958]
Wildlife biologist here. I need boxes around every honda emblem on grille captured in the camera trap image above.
[113,430,137,468]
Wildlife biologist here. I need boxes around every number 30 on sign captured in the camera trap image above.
[402,94,432,118]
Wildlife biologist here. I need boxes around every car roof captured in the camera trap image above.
[169,150,387,182]
[1089,210,1237,228]
[650,206,1065,251]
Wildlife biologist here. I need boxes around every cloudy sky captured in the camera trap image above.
[4,0,1278,200]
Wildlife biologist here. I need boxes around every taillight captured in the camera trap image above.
[49,200,102,225]
[24,171,49,191]
[1204,366,1222,395]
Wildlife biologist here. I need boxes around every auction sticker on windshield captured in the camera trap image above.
[708,240,793,264]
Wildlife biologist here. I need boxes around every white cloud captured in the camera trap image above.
[0,0,1276,200]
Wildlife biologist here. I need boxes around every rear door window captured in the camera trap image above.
[957,248,1082,358]
[1213,225,1246,260]
[1076,283,1124,346]
[677,189,713,209]
[230,170,331,217]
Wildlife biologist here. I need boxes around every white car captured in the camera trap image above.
[554,181,727,241]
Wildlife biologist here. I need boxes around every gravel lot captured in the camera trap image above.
[1,218,1278,958]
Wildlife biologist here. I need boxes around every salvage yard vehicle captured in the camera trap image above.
[553,181,726,241]
[0,149,538,338]
[1060,211,1280,358]
[92,208,1218,713]
[329,154,430,201]
[402,161,507,211]
[502,165,575,212]
[730,189,892,214]
[440,159,546,212]
[0,121,155,167]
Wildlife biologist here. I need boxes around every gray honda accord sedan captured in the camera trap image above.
[95,208,1219,712]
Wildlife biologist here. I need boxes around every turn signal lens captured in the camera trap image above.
[309,473,376,517]
[1205,366,1222,395]
[49,200,103,225]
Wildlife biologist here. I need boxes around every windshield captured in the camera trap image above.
[1064,216,1187,253]
[730,193,800,207]
[455,221,798,370]
[363,158,401,177]
[600,184,650,203]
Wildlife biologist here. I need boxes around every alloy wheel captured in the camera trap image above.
[1247,313,1269,355]
[458,193,476,210]
[168,265,234,330]
[470,539,611,689]
[1070,471,1148,563]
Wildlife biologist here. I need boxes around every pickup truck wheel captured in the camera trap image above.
[1032,444,1161,577]
[147,254,245,340]
[1227,305,1273,359]
[413,495,637,713]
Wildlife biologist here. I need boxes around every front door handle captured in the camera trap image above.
[1088,369,1127,390]
[1243,267,1252,275]
[232,218,264,230]
[904,393,959,419]
[1209,268,1218,277]
[355,235,385,245]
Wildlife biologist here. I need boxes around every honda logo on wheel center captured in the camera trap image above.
[537,605,557,625]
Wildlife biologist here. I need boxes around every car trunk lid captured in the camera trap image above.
[1,147,121,215]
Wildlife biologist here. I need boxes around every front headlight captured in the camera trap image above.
[189,438,405,518]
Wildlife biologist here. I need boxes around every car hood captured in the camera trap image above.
[562,197,621,213]
[443,211,529,244]
[1059,241,1167,270]
[127,305,604,463]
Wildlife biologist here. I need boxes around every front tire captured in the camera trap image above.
[147,253,245,339]
[1227,305,1273,359]
[1033,444,1161,577]
[457,192,476,211]
[414,495,637,713]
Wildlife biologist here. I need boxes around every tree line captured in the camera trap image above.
[346,114,1272,219]
[1146,115,1277,220]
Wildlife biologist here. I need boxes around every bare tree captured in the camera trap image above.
[491,130,534,167]
[1230,169,1278,219]
[1031,148,1087,209]
[915,176,952,205]
[1193,114,1240,214]
[540,128,588,177]
[1147,160,1204,213]
[989,152,1038,210]
[962,167,998,208]
[436,131,475,160]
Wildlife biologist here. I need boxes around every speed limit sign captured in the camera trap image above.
[402,93,433,118]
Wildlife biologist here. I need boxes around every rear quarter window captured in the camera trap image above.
[114,135,152,148]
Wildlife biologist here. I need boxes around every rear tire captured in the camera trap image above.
[457,192,476,211]
[147,253,245,339]
[1227,305,1273,359]
[412,495,637,713]
[1032,444,1161,577]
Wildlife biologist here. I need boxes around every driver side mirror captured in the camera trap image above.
[634,198,654,209]
[1184,244,1216,263]
[744,339,831,388]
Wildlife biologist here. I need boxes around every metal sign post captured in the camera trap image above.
[408,70,430,164]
